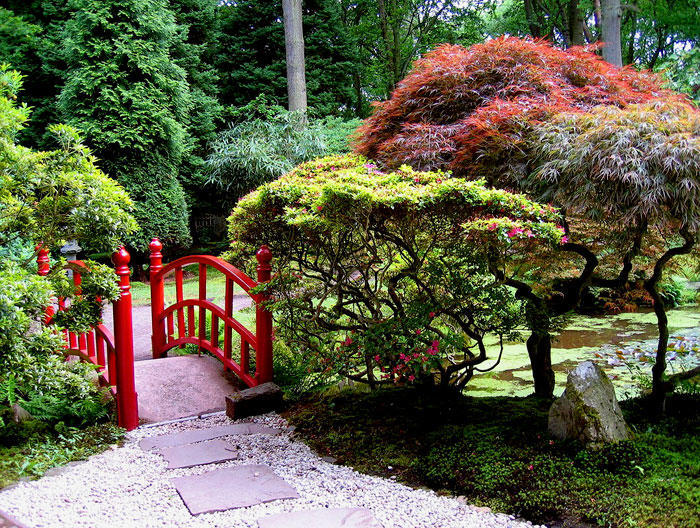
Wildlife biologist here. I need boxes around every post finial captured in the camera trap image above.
[112,246,130,270]
[149,237,162,255]
[256,245,272,266]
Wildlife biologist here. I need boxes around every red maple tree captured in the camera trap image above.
[355,37,685,182]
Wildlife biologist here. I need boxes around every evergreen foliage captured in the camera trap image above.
[58,0,193,250]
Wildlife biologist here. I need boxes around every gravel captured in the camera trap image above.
[0,413,547,528]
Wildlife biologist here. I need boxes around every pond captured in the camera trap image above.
[468,304,700,399]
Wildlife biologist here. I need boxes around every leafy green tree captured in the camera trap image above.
[0,67,136,432]
[216,0,357,116]
[58,0,193,251]
[168,0,224,222]
[0,2,69,147]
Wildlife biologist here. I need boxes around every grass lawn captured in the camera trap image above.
[284,388,699,528]
[0,423,124,489]
[130,265,229,307]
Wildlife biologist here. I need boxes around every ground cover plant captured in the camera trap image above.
[285,387,699,528]
[354,37,700,403]
[0,423,124,490]
[228,154,565,390]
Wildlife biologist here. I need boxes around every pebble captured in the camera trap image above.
[0,413,544,528]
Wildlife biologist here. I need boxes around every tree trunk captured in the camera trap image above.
[646,285,669,410]
[600,0,623,66]
[568,0,585,47]
[377,0,400,93]
[282,0,307,113]
[523,0,542,38]
[525,300,555,398]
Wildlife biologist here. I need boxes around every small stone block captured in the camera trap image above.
[157,439,238,469]
[257,508,382,528]
[139,423,282,451]
[173,464,300,515]
[226,382,283,420]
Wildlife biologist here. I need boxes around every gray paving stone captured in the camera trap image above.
[173,464,300,515]
[257,508,382,528]
[139,423,282,451]
[157,439,239,469]
[0,509,28,528]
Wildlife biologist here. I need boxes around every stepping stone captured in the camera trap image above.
[157,439,239,469]
[139,423,282,451]
[173,464,299,515]
[0,509,28,528]
[258,508,382,528]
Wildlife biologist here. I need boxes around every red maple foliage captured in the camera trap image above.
[354,37,687,180]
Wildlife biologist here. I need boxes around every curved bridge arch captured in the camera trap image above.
[148,239,273,387]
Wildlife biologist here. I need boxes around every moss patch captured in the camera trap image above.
[284,388,699,528]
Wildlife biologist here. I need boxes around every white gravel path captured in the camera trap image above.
[0,413,546,528]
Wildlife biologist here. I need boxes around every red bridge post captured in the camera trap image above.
[149,238,166,359]
[112,247,139,431]
[255,245,273,384]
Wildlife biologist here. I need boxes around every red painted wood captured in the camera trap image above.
[255,245,273,384]
[148,240,274,389]
[158,299,256,346]
[198,263,207,350]
[149,238,166,358]
[187,305,195,336]
[223,278,233,371]
[112,247,139,431]
[175,267,185,342]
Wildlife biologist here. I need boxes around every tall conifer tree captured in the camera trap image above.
[59,0,192,251]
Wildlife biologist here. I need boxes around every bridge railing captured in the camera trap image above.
[148,239,273,387]
[37,246,139,430]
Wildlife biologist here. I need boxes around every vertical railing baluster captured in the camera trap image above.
[175,266,185,343]
[223,278,233,371]
[198,264,207,349]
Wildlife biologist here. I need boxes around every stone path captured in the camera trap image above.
[0,413,543,528]
[134,355,243,423]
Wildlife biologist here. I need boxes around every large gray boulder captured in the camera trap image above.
[548,361,631,446]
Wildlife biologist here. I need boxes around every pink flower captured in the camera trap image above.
[549,440,554,445]
[429,311,435,318]
[507,227,524,238]
[343,337,353,346]
[431,340,439,348]
[561,236,569,244]
[374,355,381,362]
[528,465,534,471]
[415,329,422,335]
[436,179,442,183]
[414,177,420,183]
[316,205,323,211]
[408,375,416,382]
[488,223,498,231]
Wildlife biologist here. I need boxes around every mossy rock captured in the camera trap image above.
[548,361,631,446]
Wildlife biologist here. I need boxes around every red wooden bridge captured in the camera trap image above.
[37,239,274,431]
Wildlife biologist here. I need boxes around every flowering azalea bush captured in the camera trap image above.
[228,154,564,389]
